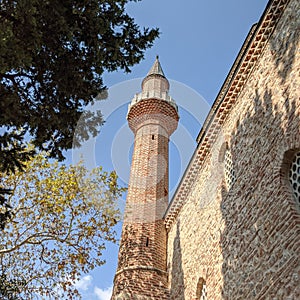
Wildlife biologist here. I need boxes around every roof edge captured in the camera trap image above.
[164,0,291,230]
[196,23,257,144]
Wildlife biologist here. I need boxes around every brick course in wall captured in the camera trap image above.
[166,0,299,299]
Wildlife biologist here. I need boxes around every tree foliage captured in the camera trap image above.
[0,0,158,228]
[0,0,159,161]
[0,154,125,299]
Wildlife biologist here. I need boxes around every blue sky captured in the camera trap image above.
[70,1,269,299]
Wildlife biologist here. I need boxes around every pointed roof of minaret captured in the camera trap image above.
[146,55,165,77]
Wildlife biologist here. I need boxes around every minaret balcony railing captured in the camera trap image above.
[128,90,178,114]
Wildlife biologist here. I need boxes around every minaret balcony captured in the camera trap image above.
[128,90,178,116]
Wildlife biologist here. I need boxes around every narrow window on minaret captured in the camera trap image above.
[152,134,155,140]
[146,237,149,247]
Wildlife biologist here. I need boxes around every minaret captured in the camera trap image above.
[111,57,179,299]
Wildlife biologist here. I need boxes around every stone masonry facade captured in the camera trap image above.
[112,0,299,299]
[166,0,300,299]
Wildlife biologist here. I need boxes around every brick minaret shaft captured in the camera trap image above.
[111,57,179,300]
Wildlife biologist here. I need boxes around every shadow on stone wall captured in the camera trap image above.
[220,5,300,296]
[220,86,299,298]
[170,220,185,300]
[269,14,299,84]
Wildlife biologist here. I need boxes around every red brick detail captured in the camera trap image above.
[113,268,170,300]
[127,98,179,136]
[112,97,178,299]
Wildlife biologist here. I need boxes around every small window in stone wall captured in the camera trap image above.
[224,149,236,189]
[289,151,300,208]
[196,278,207,300]
[200,283,207,300]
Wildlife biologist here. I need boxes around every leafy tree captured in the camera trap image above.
[0,131,35,230]
[0,153,125,299]
[0,0,158,227]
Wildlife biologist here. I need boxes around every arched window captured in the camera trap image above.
[224,149,236,190]
[196,278,207,300]
[289,151,300,208]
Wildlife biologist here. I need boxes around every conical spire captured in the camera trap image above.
[147,55,165,77]
[141,56,169,94]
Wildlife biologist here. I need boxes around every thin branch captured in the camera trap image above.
[0,232,56,254]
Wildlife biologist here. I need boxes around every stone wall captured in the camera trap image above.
[167,0,300,299]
